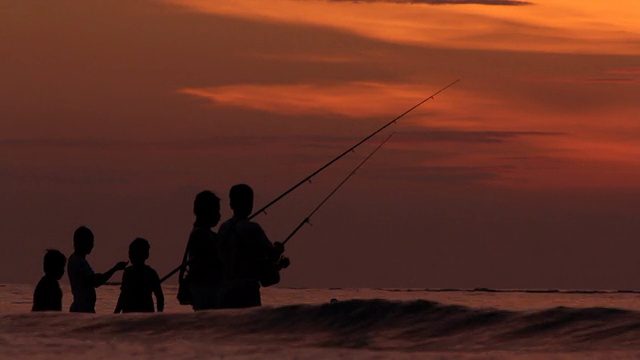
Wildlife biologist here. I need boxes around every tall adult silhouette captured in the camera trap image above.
[181,190,223,310]
[218,184,284,308]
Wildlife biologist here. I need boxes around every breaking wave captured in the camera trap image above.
[3,299,640,351]
[376,287,640,294]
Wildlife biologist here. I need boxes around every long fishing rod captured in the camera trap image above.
[282,133,394,246]
[160,79,459,283]
[248,79,460,220]
[160,133,387,284]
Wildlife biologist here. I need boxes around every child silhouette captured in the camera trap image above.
[67,226,128,313]
[115,238,164,313]
[32,249,66,311]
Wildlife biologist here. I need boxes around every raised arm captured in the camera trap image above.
[92,261,128,287]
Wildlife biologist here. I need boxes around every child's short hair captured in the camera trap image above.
[73,226,94,250]
[43,249,67,275]
[129,238,150,259]
[193,190,220,216]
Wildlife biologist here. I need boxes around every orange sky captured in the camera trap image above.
[168,0,640,189]
[1,0,639,289]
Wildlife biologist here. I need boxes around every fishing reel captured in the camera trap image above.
[277,256,290,269]
[272,242,290,269]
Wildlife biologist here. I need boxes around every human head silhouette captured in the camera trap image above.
[193,190,221,227]
[229,184,253,219]
[73,226,94,255]
[43,249,66,280]
[128,238,150,266]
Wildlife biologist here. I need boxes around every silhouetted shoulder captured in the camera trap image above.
[237,220,271,251]
[121,265,159,289]
[32,276,62,311]
[220,219,265,237]
[187,226,222,285]
[244,220,266,234]
[218,219,234,233]
[120,265,134,286]
[145,265,160,282]
[190,226,210,237]
[188,227,218,249]
[117,264,162,313]
[67,253,94,281]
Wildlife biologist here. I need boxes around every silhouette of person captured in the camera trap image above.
[218,184,284,308]
[32,249,67,312]
[67,226,128,313]
[182,190,223,310]
[114,238,164,313]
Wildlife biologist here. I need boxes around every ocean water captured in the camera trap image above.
[2,284,640,359]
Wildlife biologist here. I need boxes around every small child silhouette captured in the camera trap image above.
[115,238,164,313]
[32,249,67,311]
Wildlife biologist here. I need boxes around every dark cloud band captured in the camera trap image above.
[325,0,532,6]
[397,130,565,144]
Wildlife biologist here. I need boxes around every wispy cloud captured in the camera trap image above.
[169,0,640,55]
[524,67,640,85]
[607,68,640,75]
[531,77,640,84]
[250,52,360,63]
[389,165,514,184]
[178,82,445,118]
[582,78,640,84]
[0,135,365,152]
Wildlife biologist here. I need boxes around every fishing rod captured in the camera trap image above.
[160,133,387,284]
[282,133,394,246]
[248,79,459,220]
[256,134,394,287]
[159,79,459,283]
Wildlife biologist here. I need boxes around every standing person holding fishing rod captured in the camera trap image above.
[217,184,289,308]
[217,134,393,308]
[159,79,459,285]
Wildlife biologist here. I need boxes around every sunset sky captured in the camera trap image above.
[1,0,639,289]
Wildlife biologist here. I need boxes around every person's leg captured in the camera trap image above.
[190,282,220,310]
[237,283,261,308]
